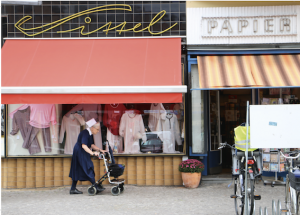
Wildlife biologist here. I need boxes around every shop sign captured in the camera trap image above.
[187,5,300,44]
[15,4,178,37]
[202,15,297,38]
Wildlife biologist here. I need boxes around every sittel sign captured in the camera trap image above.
[15,4,178,36]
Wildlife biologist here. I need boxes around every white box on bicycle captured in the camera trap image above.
[250,104,300,148]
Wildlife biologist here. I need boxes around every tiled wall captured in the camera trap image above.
[1,1,186,38]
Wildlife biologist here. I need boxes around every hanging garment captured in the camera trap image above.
[73,113,85,126]
[66,104,103,149]
[10,107,41,155]
[69,129,95,182]
[156,113,182,153]
[9,104,29,119]
[23,126,51,152]
[103,104,127,136]
[106,128,123,153]
[59,114,82,154]
[66,104,102,122]
[27,104,57,128]
[148,103,165,132]
[119,112,146,154]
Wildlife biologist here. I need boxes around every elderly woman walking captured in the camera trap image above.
[69,118,107,194]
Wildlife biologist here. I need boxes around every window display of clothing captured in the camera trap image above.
[156,113,182,153]
[10,107,41,155]
[27,104,57,128]
[119,112,146,154]
[66,104,103,149]
[148,103,165,132]
[103,104,127,136]
[59,114,82,154]
[106,128,123,153]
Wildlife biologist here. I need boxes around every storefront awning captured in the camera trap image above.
[196,54,300,89]
[1,38,186,104]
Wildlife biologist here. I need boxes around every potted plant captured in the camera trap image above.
[179,159,205,188]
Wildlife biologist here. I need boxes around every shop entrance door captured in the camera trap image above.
[208,90,253,175]
[208,91,222,174]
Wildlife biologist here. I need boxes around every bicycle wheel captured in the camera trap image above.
[234,177,244,215]
[297,192,300,215]
[247,179,255,215]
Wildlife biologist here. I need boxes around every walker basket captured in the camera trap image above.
[109,164,125,178]
[289,172,300,192]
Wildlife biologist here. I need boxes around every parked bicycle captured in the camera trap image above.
[280,150,300,214]
[218,142,262,215]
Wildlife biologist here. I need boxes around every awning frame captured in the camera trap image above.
[2,86,187,94]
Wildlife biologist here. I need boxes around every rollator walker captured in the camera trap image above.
[88,143,125,196]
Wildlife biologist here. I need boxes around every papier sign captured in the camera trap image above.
[250,104,300,148]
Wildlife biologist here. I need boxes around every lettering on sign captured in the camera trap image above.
[15,4,178,36]
[264,19,273,32]
[201,15,297,37]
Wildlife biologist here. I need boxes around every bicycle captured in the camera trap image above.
[218,142,262,215]
[280,150,300,214]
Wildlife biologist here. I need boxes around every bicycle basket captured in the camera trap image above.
[109,164,125,178]
[289,172,300,192]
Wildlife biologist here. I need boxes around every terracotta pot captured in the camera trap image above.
[181,172,201,188]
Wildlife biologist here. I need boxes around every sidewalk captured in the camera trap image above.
[1,180,285,215]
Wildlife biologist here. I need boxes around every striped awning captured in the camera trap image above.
[197,54,300,89]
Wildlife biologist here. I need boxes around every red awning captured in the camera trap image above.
[1,38,185,104]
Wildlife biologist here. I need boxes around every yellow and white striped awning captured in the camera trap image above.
[197,54,300,89]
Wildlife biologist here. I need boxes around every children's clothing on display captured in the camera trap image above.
[66,104,103,149]
[10,107,41,155]
[156,113,182,153]
[106,128,123,153]
[148,103,165,132]
[119,112,146,154]
[103,104,127,136]
[59,114,82,154]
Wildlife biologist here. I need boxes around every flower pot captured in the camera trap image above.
[181,172,201,188]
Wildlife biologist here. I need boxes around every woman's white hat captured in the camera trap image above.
[86,118,97,128]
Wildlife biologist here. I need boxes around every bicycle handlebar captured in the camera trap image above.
[218,142,235,150]
[280,150,300,160]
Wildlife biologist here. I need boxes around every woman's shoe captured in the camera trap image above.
[70,189,83,194]
[93,183,105,193]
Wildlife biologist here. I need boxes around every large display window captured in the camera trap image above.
[6,103,185,157]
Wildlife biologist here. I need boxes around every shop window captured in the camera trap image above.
[259,88,300,105]
[6,103,185,157]
[191,64,205,154]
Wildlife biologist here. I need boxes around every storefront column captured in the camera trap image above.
[36,158,45,188]
[173,157,183,185]
[1,159,8,188]
[25,158,35,188]
[145,157,155,185]
[137,157,146,185]
[54,158,63,187]
[127,157,137,184]
[164,157,173,185]
[45,158,54,187]
[155,157,164,185]
[63,158,72,186]
[17,159,26,188]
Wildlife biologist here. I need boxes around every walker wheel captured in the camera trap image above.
[111,186,121,196]
[88,186,97,196]
[120,184,125,193]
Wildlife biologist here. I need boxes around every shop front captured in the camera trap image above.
[186,3,300,176]
[1,1,187,189]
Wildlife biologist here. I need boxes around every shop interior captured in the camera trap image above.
[208,88,300,176]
